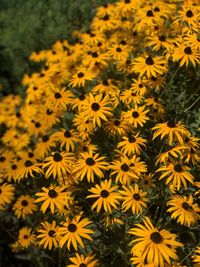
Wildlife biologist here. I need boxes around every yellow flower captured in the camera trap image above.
[13,195,37,219]
[120,184,148,215]
[123,105,149,128]
[128,217,183,267]
[35,185,69,213]
[69,68,96,87]
[87,179,121,213]
[37,221,60,250]
[18,227,36,248]
[58,214,94,250]
[0,183,15,207]
[73,152,107,183]
[67,253,98,267]
[167,195,200,226]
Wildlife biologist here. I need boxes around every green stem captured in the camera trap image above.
[184,96,200,112]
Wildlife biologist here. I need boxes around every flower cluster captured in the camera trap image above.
[0,0,200,266]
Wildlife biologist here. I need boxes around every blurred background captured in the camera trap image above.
[0,0,114,95]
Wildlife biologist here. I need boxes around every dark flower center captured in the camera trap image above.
[86,157,95,166]
[53,152,63,162]
[121,163,129,172]
[91,102,100,111]
[159,35,166,42]
[120,40,127,45]
[82,146,88,152]
[146,10,154,17]
[182,202,190,210]
[48,230,56,237]
[24,160,33,167]
[167,120,176,128]
[92,52,98,58]
[79,264,87,267]
[46,109,53,115]
[11,164,17,170]
[21,200,28,206]
[103,14,109,21]
[68,223,77,232]
[79,94,85,100]
[16,111,21,118]
[48,189,58,198]
[145,56,154,65]
[42,135,49,142]
[174,164,182,173]
[125,0,131,3]
[55,92,62,99]
[116,47,122,52]
[139,84,143,88]
[184,47,192,55]
[97,42,102,47]
[64,130,71,138]
[186,10,193,17]
[35,122,41,128]
[28,152,34,158]
[144,180,149,185]
[133,193,141,200]
[132,111,139,118]
[128,135,136,143]
[154,6,160,12]
[150,232,163,244]
[77,72,84,78]
[126,59,131,65]
[33,86,38,91]
[114,120,120,126]
[23,235,28,239]
[103,79,109,86]
[151,76,157,81]
[0,156,5,162]
[101,189,110,198]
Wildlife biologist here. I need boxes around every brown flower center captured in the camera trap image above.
[150,232,163,244]
[91,102,100,111]
[86,157,95,166]
[64,130,71,138]
[133,193,141,200]
[145,56,154,65]
[114,120,120,126]
[132,111,139,118]
[128,135,136,143]
[42,135,49,142]
[54,92,62,99]
[77,72,84,78]
[167,119,176,128]
[182,202,190,210]
[24,160,33,167]
[174,164,182,173]
[48,230,56,237]
[121,163,129,172]
[184,47,192,55]
[159,35,166,42]
[53,152,63,162]
[101,190,110,198]
[116,47,122,52]
[68,223,77,232]
[48,189,58,198]
[146,10,154,17]
[21,200,28,206]
[79,264,87,267]
[11,164,17,170]
[186,10,193,17]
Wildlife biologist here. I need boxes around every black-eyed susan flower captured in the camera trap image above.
[87,179,121,213]
[117,132,147,156]
[131,55,167,77]
[18,227,36,248]
[172,44,200,67]
[167,195,200,227]
[73,152,107,183]
[51,129,80,152]
[13,195,37,219]
[120,184,148,215]
[141,173,155,191]
[67,253,98,267]
[0,183,15,207]
[17,158,43,181]
[37,221,60,250]
[123,105,149,128]
[81,93,113,127]
[104,117,129,136]
[156,161,194,190]
[58,214,94,250]
[46,87,73,111]
[128,217,183,267]
[152,120,189,146]
[43,151,74,179]
[69,68,95,87]
[35,185,69,213]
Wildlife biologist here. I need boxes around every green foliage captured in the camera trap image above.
[0,0,114,93]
